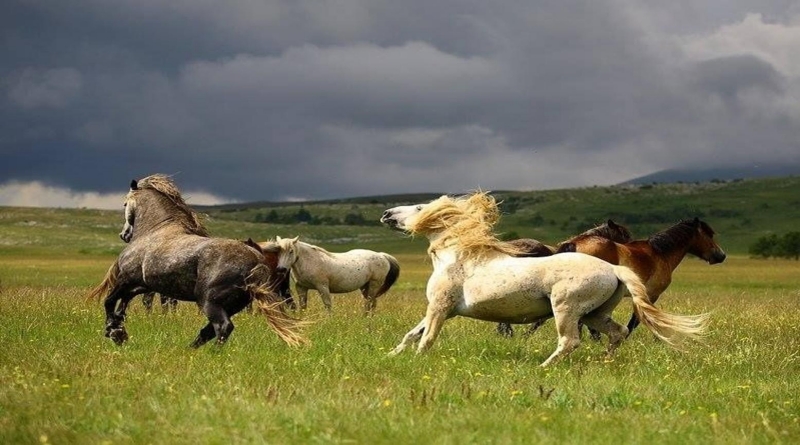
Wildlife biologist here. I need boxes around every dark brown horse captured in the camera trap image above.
[497,220,634,337]
[557,217,726,335]
[88,174,305,347]
[140,239,293,314]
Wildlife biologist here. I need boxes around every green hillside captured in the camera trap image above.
[1,176,797,257]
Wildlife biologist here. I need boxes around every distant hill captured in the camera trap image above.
[620,163,800,185]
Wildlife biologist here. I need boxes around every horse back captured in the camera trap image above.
[570,236,622,264]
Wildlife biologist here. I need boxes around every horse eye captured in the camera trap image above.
[416,205,423,211]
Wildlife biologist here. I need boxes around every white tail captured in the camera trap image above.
[612,265,709,346]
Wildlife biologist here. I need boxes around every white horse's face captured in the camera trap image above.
[119,182,138,243]
[380,203,427,231]
[276,236,300,272]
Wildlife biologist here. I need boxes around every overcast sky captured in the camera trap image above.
[2,1,799,208]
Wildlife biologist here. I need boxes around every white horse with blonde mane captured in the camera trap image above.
[274,237,401,314]
[380,192,709,367]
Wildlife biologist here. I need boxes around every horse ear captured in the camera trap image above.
[291,236,299,244]
[692,217,700,226]
[276,236,282,242]
[130,179,138,190]
[607,219,616,227]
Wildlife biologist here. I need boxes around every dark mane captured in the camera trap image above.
[580,220,632,242]
[648,219,705,255]
[137,174,209,236]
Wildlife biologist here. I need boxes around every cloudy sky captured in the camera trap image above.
[2,1,799,208]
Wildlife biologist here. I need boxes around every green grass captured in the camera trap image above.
[1,255,799,444]
[2,178,800,443]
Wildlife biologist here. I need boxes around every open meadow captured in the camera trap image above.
[1,189,800,444]
[1,251,799,444]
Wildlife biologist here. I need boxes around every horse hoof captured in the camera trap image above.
[109,328,129,345]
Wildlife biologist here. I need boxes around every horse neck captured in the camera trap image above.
[293,242,329,270]
[647,226,696,270]
[426,232,462,270]
[132,194,199,241]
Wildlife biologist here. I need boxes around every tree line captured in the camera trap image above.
[253,208,379,226]
[749,232,800,260]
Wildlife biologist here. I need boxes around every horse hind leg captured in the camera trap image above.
[582,314,628,355]
[190,323,216,348]
[360,285,378,316]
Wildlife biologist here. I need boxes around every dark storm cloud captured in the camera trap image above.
[1,0,799,206]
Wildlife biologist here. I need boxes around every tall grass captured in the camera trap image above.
[1,256,799,444]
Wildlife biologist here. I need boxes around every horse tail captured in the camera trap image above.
[375,254,401,297]
[87,260,120,301]
[612,265,709,346]
[245,264,308,347]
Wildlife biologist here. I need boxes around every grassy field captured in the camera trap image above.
[1,252,799,444]
[1,178,799,444]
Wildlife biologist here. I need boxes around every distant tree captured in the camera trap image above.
[294,207,313,223]
[264,210,280,223]
[749,234,780,258]
[779,232,800,260]
[343,213,367,226]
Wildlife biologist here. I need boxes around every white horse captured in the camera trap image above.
[274,237,401,314]
[379,192,709,367]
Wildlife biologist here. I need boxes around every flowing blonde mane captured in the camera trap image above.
[135,174,209,236]
[406,192,525,261]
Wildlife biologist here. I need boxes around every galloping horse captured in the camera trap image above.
[502,219,632,258]
[274,237,400,314]
[497,219,634,337]
[380,192,708,367]
[88,174,305,347]
[140,239,293,314]
[556,217,726,335]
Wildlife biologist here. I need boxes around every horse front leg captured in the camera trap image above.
[104,289,135,345]
[388,318,426,356]
[416,300,454,354]
[316,284,333,312]
[296,286,310,311]
[540,296,582,367]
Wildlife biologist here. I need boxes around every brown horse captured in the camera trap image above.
[243,238,295,310]
[557,217,726,335]
[497,220,634,337]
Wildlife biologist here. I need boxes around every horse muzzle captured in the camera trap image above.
[119,229,133,243]
[708,250,726,264]
[380,211,401,230]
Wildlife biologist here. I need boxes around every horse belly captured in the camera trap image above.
[457,290,552,323]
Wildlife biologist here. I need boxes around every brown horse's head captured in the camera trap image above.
[656,218,726,264]
[689,218,726,264]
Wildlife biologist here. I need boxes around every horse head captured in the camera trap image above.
[688,217,727,264]
[275,236,301,273]
[380,203,428,231]
[119,179,138,243]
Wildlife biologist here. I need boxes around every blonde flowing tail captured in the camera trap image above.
[613,265,709,346]
[245,264,309,347]
[87,261,120,301]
